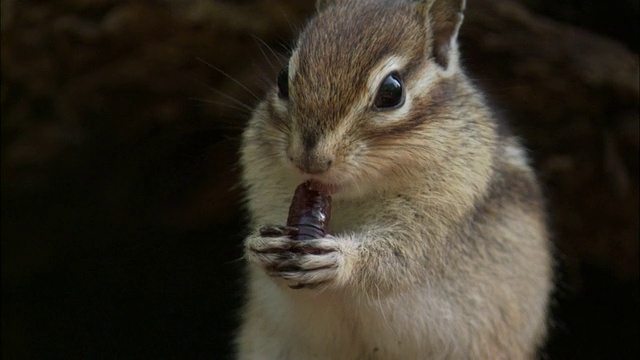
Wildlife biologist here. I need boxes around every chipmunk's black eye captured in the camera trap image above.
[277,65,289,99]
[374,72,404,110]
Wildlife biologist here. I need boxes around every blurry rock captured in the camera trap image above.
[462,0,639,279]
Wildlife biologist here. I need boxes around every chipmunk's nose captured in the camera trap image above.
[288,131,334,174]
[290,152,333,174]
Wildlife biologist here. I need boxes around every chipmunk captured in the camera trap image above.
[236,0,553,359]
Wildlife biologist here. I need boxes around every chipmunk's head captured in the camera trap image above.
[260,0,482,197]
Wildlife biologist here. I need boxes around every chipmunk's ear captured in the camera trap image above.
[416,0,466,70]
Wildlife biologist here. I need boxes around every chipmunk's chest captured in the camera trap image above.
[326,196,389,234]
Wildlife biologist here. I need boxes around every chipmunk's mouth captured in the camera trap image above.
[307,180,342,195]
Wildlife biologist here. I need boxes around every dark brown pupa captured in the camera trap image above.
[286,181,332,240]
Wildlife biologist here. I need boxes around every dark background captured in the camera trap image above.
[2,0,638,358]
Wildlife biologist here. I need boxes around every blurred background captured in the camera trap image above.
[1,0,638,358]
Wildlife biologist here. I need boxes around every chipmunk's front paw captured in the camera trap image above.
[245,232,347,289]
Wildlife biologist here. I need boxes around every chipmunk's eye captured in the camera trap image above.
[374,72,404,110]
[277,65,289,99]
